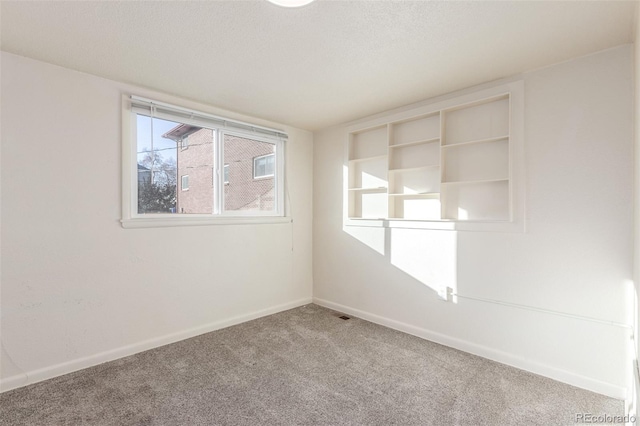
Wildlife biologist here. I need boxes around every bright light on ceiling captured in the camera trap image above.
[267,0,315,7]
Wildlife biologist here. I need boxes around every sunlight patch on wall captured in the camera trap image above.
[343,226,387,256]
[390,228,457,297]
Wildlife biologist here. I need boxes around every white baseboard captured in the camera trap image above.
[0,297,313,393]
[313,297,627,401]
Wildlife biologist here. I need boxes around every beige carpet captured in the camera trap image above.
[0,304,623,425]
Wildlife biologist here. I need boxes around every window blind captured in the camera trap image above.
[130,95,288,140]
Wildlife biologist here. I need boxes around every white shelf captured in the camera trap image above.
[389,165,439,173]
[348,154,387,194]
[390,113,440,146]
[443,95,509,146]
[442,136,509,183]
[441,178,508,186]
[389,166,440,196]
[388,192,439,197]
[441,134,509,148]
[389,194,441,220]
[389,137,440,149]
[348,189,388,219]
[389,140,439,170]
[349,125,387,160]
[348,187,387,191]
[441,178,509,221]
[347,90,513,223]
[348,154,387,163]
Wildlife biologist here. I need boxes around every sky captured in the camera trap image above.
[136,115,180,164]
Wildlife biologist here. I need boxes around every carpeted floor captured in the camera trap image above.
[0,304,624,425]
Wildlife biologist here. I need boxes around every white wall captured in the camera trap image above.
[634,1,640,417]
[0,52,313,390]
[313,45,634,399]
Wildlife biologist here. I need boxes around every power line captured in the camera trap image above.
[136,141,214,155]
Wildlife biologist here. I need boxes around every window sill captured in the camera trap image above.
[122,215,292,229]
[343,218,525,233]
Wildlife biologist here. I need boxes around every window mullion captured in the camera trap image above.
[214,130,222,215]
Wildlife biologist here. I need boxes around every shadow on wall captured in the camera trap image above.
[342,164,458,302]
[343,224,457,303]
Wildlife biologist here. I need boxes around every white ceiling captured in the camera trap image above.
[1,1,637,130]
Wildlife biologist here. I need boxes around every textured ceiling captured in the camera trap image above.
[1,1,637,130]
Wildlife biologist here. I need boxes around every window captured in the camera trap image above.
[253,153,275,179]
[122,95,287,227]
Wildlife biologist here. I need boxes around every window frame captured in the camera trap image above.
[181,175,189,191]
[121,95,289,228]
[253,153,275,179]
[223,164,229,185]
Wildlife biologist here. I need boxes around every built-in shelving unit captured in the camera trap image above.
[347,125,389,219]
[347,91,514,224]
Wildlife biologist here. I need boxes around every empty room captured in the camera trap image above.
[1,0,640,425]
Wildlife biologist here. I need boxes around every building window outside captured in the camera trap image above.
[253,153,275,179]
[125,95,286,224]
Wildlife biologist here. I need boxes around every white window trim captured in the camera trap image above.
[181,175,189,191]
[253,153,275,179]
[121,95,289,228]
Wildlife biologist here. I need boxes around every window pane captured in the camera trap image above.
[254,154,275,178]
[265,154,275,176]
[136,114,214,214]
[175,127,215,214]
[136,115,178,214]
[224,135,276,212]
[255,157,265,177]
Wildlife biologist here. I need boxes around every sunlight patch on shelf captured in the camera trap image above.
[392,198,441,221]
[457,207,469,220]
[358,170,387,189]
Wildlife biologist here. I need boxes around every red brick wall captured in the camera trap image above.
[177,128,214,214]
[175,129,276,213]
[224,134,275,211]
